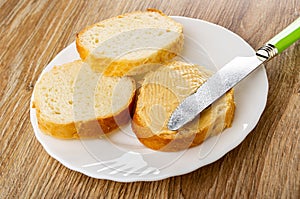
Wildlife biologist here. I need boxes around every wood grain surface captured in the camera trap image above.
[0,0,299,198]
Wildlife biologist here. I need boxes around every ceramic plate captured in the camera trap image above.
[30,16,268,182]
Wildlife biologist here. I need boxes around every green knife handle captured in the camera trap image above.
[267,17,300,53]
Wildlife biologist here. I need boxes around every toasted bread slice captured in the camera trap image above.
[132,61,235,151]
[76,9,184,76]
[33,60,136,139]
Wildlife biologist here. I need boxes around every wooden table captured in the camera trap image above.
[1,0,299,198]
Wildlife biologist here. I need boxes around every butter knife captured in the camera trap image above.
[168,17,300,130]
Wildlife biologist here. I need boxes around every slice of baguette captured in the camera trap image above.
[132,61,235,151]
[76,9,184,77]
[33,60,136,139]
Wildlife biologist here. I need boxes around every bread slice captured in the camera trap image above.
[132,61,235,151]
[33,60,136,139]
[76,9,184,77]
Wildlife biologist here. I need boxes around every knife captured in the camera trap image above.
[168,17,300,131]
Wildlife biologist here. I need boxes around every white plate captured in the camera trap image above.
[30,16,268,182]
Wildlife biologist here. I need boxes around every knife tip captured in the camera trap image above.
[167,123,179,131]
[167,115,181,131]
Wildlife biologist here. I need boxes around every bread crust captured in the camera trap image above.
[75,35,90,60]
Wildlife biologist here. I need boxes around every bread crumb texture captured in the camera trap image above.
[76,10,184,76]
